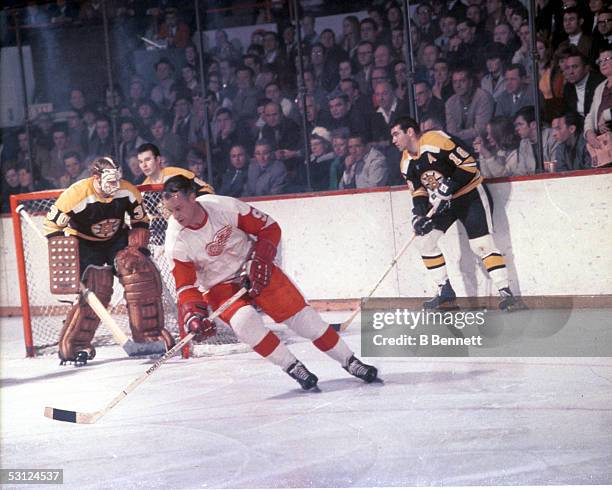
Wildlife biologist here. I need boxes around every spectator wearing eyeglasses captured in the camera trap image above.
[591,7,612,62]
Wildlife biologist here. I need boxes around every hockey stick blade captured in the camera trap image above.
[43,287,247,424]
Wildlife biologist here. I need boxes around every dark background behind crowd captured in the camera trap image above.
[1,0,611,212]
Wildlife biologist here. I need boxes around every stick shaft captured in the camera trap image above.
[340,208,435,331]
[78,287,247,422]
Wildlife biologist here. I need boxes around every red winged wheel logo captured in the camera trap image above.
[205,225,233,256]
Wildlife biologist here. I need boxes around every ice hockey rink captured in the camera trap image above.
[1,309,611,489]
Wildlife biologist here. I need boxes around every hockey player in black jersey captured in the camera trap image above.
[390,116,519,311]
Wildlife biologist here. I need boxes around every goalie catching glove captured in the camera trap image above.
[180,301,216,341]
[241,238,277,297]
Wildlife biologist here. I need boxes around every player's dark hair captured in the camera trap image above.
[162,174,197,199]
[391,115,420,134]
[137,142,161,157]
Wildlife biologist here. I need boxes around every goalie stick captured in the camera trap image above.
[44,287,248,424]
[331,207,437,332]
[16,204,167,356]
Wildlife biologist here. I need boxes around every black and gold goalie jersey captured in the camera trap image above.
[43,177,149,242]
[400,130,482,211]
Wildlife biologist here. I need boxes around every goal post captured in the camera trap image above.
[8,186,247,359]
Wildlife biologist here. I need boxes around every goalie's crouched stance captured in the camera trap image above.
[163,175,378,390]
[45,157,175,364]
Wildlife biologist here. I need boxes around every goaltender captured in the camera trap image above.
[43,156,175,364]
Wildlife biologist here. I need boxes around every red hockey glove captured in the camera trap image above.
[179,301,216,341]
[241,239,277,297]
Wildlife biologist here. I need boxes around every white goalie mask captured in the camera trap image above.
[100,167,122,195]
[93,157,122,195]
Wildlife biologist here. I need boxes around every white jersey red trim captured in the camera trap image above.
[165,194,280,303]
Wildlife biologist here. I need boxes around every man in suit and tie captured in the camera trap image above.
[494,64,536,117]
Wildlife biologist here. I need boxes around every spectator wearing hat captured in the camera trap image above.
[308,127,336,191]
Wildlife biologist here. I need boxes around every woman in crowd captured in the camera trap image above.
[474,116,521,178]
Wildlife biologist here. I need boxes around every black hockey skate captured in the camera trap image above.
[423,280,457,309]
[286,361,319,390]
[59,350,90,367]
[498,287,526,311]
[343,355,379,383]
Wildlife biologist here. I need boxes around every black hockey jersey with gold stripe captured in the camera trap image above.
[400,130,482,205]
[43,177,149,242]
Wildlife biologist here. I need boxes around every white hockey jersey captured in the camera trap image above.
[165,194,280,302]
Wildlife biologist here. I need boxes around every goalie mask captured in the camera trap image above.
[93,157,122,195]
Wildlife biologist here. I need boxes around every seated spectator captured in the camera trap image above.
[15,128,49,177]
[435,13,458,55]
[211,29,242,63]
[372,80,408,144]
[495,64,536,117]
[186,147,206,180]
[58,151,88,188]
[17,164,52,192]
[585,45,612,153]
[262,31,284,71]
[432,58,454,102]
[321,90,370,140]
[126,151,145,185]
[150,58,177,113]
[177,65,199,98]
[80,106,98,153]
[552,112,592,171]
[1,166,20,212]
[244,140,287,196]
[47,124,80,185]
[354,41,375,95]
[65,110,84,152]
[310,42,339,93]
[219,144,249,197]
[329,128,350,190]
[340,135,388,189]
[493,23,520,61]
[89,114,113,157]
[261,102,302,177]
[474,116,521,178]
[481,43,508,101]
[308,127,336,191]
[420,115,445,132]
[513,105,559,173]
[32,112,54,150]
[415,80,446,127]
[360,17,378,44]
[319,28,346,68]
[339,78,375,119]
[415,43,440,86]
[126,77,148,116]
[369,67,392,93]
[210,107,253,177]
[556,7,593,61]
[512,22,533,75]
[170,94,193,146]
[69,88,87,113]
[415,2,441,43]
[117,118,146,177]
[392,60,409,102]
[264,81,300,124]
[445,66,495,146]
[560,47,605,117]
[340,15,360,56]
[149,116,185,166]
[232,65,262,124]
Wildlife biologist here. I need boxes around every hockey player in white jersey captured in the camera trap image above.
[162,175,378,390]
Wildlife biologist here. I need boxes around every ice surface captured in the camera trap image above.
[1,312,611,489]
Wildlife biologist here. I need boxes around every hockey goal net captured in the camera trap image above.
[9,186,248,358]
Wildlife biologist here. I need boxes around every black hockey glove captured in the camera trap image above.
[412,214,434,236]
[430,177,454,214]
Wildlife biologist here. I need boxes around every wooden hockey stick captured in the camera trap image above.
[16,205,166,356]
[331,207,436,332]
[44,287,247,424]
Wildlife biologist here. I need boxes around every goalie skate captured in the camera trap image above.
[286,361,319,390]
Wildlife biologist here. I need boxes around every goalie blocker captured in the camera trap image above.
[43,157,175,363]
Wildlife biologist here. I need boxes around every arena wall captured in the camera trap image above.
[1,171,611,311]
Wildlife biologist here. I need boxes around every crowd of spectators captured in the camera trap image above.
[2,0,612,212]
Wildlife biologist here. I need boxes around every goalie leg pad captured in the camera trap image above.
[58,265,114,362]
[115,248,175,349]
